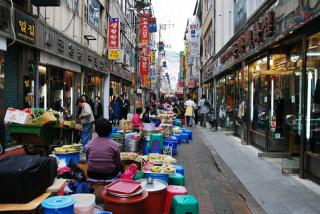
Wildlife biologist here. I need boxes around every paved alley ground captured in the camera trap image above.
[175,127,264,214]
[181,126,320,214]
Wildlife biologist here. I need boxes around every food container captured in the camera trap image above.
[72,194,96,214]
[42,196,75,214]
[139,178,168,214]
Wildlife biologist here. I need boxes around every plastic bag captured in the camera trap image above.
[120,163,137,180]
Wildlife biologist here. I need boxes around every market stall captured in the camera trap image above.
[5,108,80,154]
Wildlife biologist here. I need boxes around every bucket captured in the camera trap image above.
[72,194,96,214]
[54,152,80,165]
[42,196,75,214]
[139,178,168,214]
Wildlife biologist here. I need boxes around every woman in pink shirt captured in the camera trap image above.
[132,108,143,131]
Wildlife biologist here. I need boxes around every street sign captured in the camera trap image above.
[108,49,121,60]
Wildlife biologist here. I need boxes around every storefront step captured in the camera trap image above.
[258,152,290,158]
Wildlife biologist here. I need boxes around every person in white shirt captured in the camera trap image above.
[77,98,95,151]
[184,95,196,127]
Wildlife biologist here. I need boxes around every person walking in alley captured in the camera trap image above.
[121,94,130,120]
[184,95,196,127]
[112,97,122,125]
[77,98,95,151]
[93,96,103,120]
[200,100,210,127]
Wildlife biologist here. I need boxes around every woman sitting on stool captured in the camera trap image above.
[86,119,122,180]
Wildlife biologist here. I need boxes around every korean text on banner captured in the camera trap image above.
[140,13,150,46]
[108,18,120,50]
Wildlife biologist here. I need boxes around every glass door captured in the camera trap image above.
[306,32,320,179]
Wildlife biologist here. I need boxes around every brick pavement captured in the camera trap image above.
[175,127,261,214]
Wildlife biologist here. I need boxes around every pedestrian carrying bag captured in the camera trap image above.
[0,155,57,203]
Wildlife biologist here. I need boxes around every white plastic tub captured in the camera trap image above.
[72,193,96,214]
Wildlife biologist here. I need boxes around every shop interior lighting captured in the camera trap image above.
[298,75,302,135]
[250,82,254,122]
[290,55,300,62]
[306,71,313,140]
[70,87,73,115]
[38,65,47,74]
[271,78,274,117]
[307,52,320,56]
[43,84,47,111]
[270,59,273,66]
[308,45,318,49]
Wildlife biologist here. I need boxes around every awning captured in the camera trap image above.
[40,51,81,73]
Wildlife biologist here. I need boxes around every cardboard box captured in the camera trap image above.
[4,108,30,124]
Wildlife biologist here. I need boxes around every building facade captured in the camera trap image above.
[200,0,320,182]
[0,0,140,152]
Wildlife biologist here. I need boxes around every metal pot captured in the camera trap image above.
[125,140,139,152]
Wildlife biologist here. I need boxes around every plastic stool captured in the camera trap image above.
[171,195,199,214]
[173,134,182,144]
[175,165,185,176]
[164,138,178,155]
[169,173,185,186]
[180,133,189,144]
[183,129,192,140]
[163,185,188,214]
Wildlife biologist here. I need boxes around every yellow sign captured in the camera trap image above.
[108,49,121,60]
[151,51,156,65]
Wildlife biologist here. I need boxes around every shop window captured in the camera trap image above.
[88,0,100,29]
[225,73,235,129]
[216,76,226,127]
[83,74,103,104]
[249,57,268,133]
[236,67,248,126]
[307,33,320,155]
[38,65,47,110]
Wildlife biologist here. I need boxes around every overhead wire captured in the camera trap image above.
[61,0,78,33]
[7,0,16,47]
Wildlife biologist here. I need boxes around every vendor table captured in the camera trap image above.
[0,179,67,213]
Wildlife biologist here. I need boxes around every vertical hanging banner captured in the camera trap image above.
[139,46,150,86]
[140,13,150,46]
[107,18,121,59]
[139,13,151,86]
[151,50,156,65]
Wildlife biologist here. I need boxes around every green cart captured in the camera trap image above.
[8,124,61,155]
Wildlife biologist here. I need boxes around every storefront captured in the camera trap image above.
[202,0,320,181]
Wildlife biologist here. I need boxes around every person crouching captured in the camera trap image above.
[87,119,122,180]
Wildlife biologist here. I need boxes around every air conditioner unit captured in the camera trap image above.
[31,0,61,7]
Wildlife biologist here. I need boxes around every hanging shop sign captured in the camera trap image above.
[149,17,157,33]
[15,9,35,43]
[179,52,184,80]
[220,11,275,64]
[139,45,150,86]
[108,49,121,60]
[107,18,120,49]
[140,13,150,46]
[151,50,156,65]
[189,20,200,58]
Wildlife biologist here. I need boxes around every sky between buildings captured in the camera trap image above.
[152,0,197,91]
